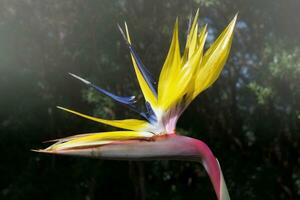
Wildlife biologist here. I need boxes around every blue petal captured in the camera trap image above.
[128,46,158,96]
[69,73,136,105]
[91,84,136,105]
[145,101,157,122]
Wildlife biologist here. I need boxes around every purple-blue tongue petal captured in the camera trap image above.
[128,46,157,96]
[145,101,157,122]
[69,73,156,123]
[91,84,136,105]
[69,73,136,105]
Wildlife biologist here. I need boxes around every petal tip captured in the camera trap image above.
[31,149,50,153]
[69,73,91,85]
[56,105,67,111]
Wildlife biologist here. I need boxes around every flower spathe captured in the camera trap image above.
[37,10,236,200]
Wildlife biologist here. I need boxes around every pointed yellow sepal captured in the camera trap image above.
[57,106,150,131]
[184,9,200,59]
[124,23,158,108]
[157,18,181,110]
[44,131,153,151]
[192,14,237,99]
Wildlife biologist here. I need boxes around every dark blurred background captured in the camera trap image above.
[0,0,299,199]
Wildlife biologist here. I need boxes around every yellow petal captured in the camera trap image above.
[197,24,208,53]
[184,25,207,102]
[192,15,237,99]
[158,18,181,108]
[183,9,200,61]
[160,42,203,110]
[188,24,198,58]
[45,131,153,151]
[57,106,149,131]
[171,45,203,105]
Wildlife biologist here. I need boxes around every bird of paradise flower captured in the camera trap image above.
[36,10,237,200]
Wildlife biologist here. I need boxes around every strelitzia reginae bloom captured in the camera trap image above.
[36,10,237,200]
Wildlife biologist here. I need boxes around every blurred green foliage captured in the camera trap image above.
[248,82,273,105]
[0,0,299,199]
